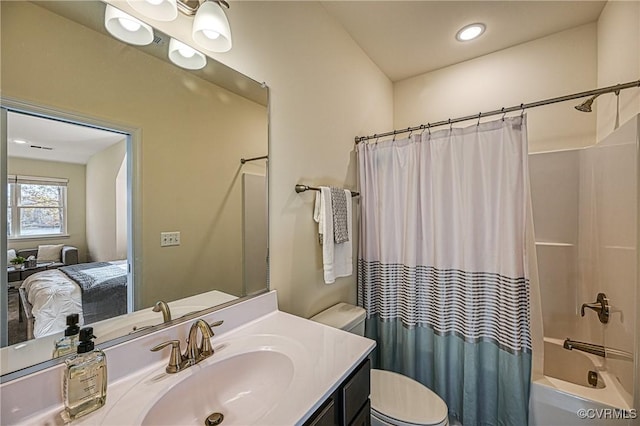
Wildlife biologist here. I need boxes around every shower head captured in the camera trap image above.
[574,94,601,112]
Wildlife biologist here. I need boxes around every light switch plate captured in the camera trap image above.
[161,231,180,247]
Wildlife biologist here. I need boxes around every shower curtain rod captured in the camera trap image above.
[354,79,640,143]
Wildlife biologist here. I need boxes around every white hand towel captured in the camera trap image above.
[314,187,352,284]
[313,191,325,245]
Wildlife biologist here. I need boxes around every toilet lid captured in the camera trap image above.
[371,369,448,426]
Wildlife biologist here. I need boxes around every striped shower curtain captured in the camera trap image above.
[357,117,532,426]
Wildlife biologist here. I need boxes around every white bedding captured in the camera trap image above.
[20,261,128,338]
[21,269,84,338]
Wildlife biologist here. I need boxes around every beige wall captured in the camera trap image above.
[224,2,393,317]
[108,0,395,317]
[1,2,268,308]
[86,139,126,262]
[596,0,640,141]
[393,23,598,153]
[7,158,87,262]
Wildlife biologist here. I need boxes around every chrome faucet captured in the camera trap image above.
[151,319,224,374]
[185,319,215,363]
[152,300,172,323]
[581,293,609,324]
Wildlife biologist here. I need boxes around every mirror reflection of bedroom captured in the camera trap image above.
[6,110,131,347]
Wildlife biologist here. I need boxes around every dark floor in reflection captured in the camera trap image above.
[8,287,27,345]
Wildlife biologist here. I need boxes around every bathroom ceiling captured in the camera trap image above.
[322,1,607,82]
[7,112,125,164]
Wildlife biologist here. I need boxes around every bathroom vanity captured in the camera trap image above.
[0,291,375,425]
[304,358,371,426]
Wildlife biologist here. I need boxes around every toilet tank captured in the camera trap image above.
[310,303,366,336]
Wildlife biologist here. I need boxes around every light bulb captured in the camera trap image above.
[105,5,154,45]
[13,139,27,145]
[178,46,196,58]
[168,38,206,70]
[202,29,221,40]
[127,0,177,22]
[118,17,142,32]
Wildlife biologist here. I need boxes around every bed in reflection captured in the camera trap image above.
[19,260,128,339]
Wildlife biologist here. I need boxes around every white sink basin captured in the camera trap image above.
[100,334,308,426]
[141,350,294,425]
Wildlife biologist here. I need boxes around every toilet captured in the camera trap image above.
[311,303,449,426]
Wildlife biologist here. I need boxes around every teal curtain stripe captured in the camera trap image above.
[366,316,531,426]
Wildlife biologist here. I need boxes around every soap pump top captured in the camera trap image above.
[77,327,97,353]
[53,313,81,358]
[64,313,80,336]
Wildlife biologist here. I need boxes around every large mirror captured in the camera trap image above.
[0,0,269,379]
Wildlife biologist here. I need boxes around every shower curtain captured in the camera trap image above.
[357,117,532,426]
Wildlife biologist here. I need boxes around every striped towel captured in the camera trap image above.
[330,187,349,243]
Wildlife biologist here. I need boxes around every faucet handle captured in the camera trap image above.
[151,340,184,374]
[195,320,216,358]
[580,293,609,324]
[199,320,224,358]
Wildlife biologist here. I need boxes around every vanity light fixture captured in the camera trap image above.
[104,4,154,46]
[122,0,232,52]
[126,0,178,22]
[168,38,207,70]
[13,139,28,145]
[456,23,486,42]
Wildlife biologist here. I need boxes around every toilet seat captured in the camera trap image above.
[371,369,449,426]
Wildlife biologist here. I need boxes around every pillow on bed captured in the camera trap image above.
[7,249,16,263]
[37,244,64,263]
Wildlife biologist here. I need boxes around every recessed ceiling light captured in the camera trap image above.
[456,23,486,42]
[13,139,27,144]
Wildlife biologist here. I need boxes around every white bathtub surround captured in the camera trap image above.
[0,291,375,425]
[528,115,639,415]
[357,117,540,425]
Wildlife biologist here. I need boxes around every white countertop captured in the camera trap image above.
[1,291,375,426]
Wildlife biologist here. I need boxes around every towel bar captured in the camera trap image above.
[295,184,359,197]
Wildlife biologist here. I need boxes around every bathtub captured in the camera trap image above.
[529,338,635,426]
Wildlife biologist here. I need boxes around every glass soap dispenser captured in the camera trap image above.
[53,313,80,358]
[63,327,107,421]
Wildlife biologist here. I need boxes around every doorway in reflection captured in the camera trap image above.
[4,110,132,346]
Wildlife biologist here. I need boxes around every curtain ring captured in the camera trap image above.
[520,103,525,118]
[476,112,481,127]
[374,134,379,143]
[419,124,426,136]
[427,123,431,135]
[501,107,506,121]
[407,127,413,139]
[448,118,452,131]
[392,130,397,141]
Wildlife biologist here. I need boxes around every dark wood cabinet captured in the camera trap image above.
[306,397,337,426]
[304,358,371,426]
